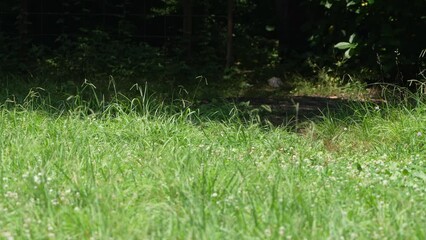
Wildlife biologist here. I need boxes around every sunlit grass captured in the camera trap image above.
[290,71,369,99]
[0,83,425,239]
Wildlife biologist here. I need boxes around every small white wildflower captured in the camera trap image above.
[51,199,59,206]
[4,191,18,200]
[417,132,422,137]
[226,195,234,201]
[279,226,285,236]
[47,224,54,232]
[375,106,380,110]
[264,228,272,237]
[33,175,41,185]
[211,193,218,198]
[2,232,14,240]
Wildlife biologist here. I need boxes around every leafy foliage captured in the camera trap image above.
[313,0,425,81]
[0,0,424,90]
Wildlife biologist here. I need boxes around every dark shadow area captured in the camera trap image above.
[0,76,397,132]
[224,96,385,126]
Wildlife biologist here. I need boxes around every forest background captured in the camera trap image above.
[0,0,424,99]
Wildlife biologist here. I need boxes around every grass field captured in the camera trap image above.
[1,84,426,239]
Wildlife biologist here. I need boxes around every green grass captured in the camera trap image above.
[1,84,426,239]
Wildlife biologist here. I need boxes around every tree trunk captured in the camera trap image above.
[225,0,234,68]
[182,0,193,60]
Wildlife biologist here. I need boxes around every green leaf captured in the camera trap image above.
[324,1,332,9]
[367,0,375,4]
[334,42,353,50]
[261,104,272,113]
[349,34,356,43]
[265,25,275,32]
[344,49,351,59]
[346,1,356,7]
[239,101,251,107]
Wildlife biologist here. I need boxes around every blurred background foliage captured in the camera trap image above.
[0,0,424,97]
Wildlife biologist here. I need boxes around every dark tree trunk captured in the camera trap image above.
[226,0,234,68]
[182,0,193,60]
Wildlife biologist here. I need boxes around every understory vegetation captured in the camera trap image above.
[1,82,425,239]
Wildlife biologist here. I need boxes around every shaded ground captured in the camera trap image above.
[229,95,384,126]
